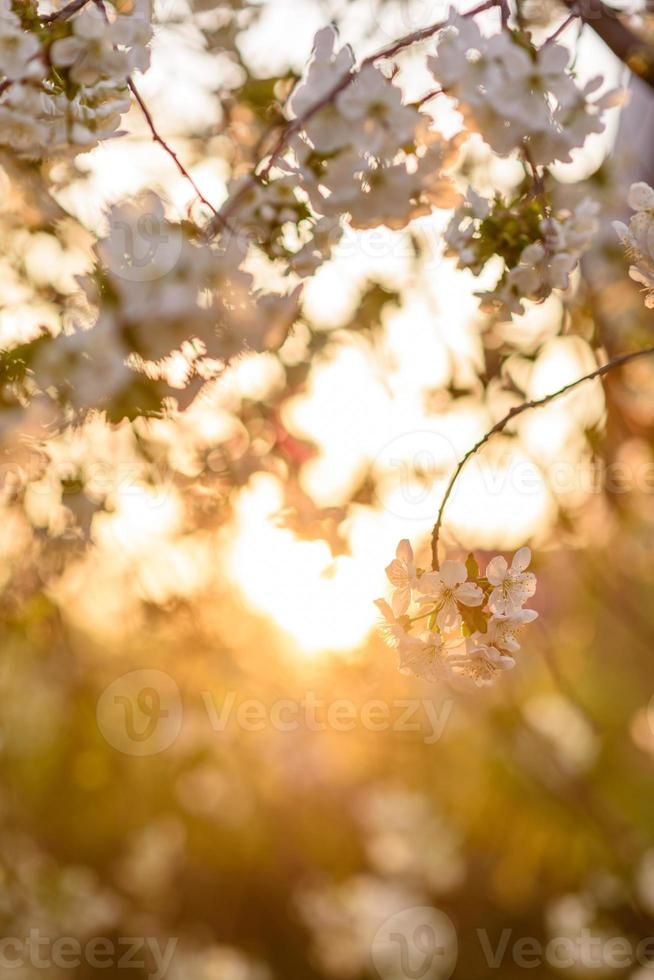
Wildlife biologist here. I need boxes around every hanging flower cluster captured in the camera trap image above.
[614,182,654,308]
[445,190,599,316]
[375,540,538,687]
[428,11,623,165]
[0,0,151,154]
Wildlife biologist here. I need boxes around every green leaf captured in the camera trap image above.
[465,552,479,581]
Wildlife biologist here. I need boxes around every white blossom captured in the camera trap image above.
[428,11,621,165]
[384,538,421,615]
[398,630,449,681]
[449,638,516,686]
[376,540,538,688]
[614,181,654,307]
[417,559,483,630]
[483,608,539,654]
[486,546,536,616]
[0,15,41,80]
[50,6,150,87]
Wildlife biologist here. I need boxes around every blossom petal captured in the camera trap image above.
[511,546,531,573]
[417,571,443,598]
[374,598,394,623]
[487,586,506,615]
[454,582,483,607]
[439,559,467,589]
[396,538,413,565]
[437,596,460,630]
[516,608,538,624]
[386,559,408,589]
[486,555,507,585]
[391,587,411,617]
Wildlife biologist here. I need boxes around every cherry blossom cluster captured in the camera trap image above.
[0,0,151,154]
[614,182,654,308]
[428,12,622,165]
[446,190,600,316]
[32,193,301,413]
[375,540,538,687]
[279,27,462,235]
[211,12,622,322]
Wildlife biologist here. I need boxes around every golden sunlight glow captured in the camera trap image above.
[227,474,388,656]
[43,18,615,657]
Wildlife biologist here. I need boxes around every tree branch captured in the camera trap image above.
[206,0,500,238]
[563,0,654,89]
[430,344,654,569]
[127,77,220,219]
[40,0,93,24]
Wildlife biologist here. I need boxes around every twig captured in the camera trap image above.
[206,0,500,238]
[542,9,579,46]
[562,0,654,89]
[127,77,221,219]
[40,0,93,23]
[363,0,497,61]
[430,344,654,569]
[417,86,443,107]
[86,0,221,221]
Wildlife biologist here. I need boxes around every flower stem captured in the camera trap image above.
[431,344,654,569]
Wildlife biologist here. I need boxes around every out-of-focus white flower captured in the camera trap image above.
[336,64,419,158]
[50,6,150,86]
[384,538,421,615]
[356,784,465,892]
[628,182,654,212]
[373,598,407,648]
[288,26,354,119]
[398,630,448,681]
[0,16,41,80]
[297,874,429,978]
[463,197,599,318]
[523,694,599,774]
[429,11,621,165]
[614,181,654,308]
[168,944,271,980]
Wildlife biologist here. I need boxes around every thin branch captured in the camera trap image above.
[542,9,579,46]
[87,0,221,222]
[127,77,221,219]
[206,0,500,238]
[362,0,497,62]
[430,344,654,569]
[417,86,443,107]
[563,0,654,89]
[40,0,93,24]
